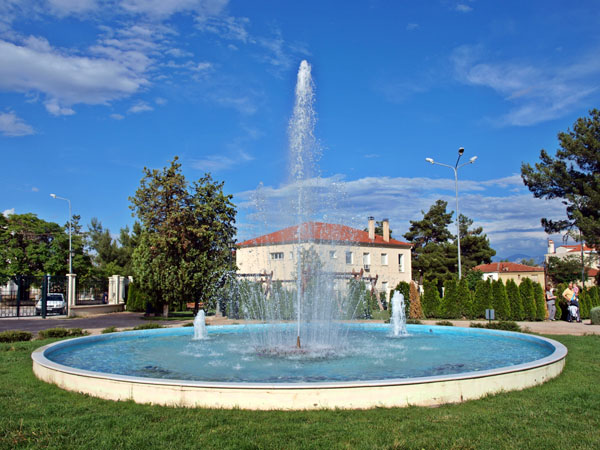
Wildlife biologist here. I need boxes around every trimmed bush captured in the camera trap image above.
[406,319,422,324]
[506,279,524,321]
[441,279,459,319]
[101,326,117,334]
[182,322,194,327]
[470,321,521,332]
[533,282,547,321]
[132,323,164,330]
[421,280,441,318]
[435,320,454,326]
[457,279,473,319]
[591,307,600,325]
[519,278,536,321]
[0,330,33,343]
[38,328,88,339]
[492,279,511,320]
[409,281,423,319]
[472,279,492,319]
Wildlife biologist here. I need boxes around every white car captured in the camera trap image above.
[35,293,67,315]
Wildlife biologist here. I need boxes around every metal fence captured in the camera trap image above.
[0,275,67,318]
[76,278,109,305]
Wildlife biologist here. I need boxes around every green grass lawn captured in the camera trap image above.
[1,334,599,449]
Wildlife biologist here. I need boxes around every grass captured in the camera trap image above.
[0,335,599,449]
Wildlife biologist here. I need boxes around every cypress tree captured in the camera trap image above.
[409,281,424,319]
[505,279,524,321]
[590,287,600,308]
[472,279,492,319]
[441,279,460,319]
[533,282,547,321]
[456,278,472,319]
[579,289,590,319]
[519,278,536,321]
[422,280,441,318]
[492,279,511,320]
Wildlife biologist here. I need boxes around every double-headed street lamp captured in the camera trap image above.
[425,147,477,280]
[50,194,72,274]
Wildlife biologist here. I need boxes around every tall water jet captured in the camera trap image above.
[193,310,207,340]
[390,291,407,336]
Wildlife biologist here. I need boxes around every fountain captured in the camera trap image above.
[31,60,567,410]
[390,292,407,337]
[193,310,207,340]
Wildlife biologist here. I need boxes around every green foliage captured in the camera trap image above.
[521,108,600,246]
[472,279,492,319]
[390,281,410,318]
[547,255,589,284]
[101,327,117,334]
[456,278,472,318]
[533,282,547,321]
[406,318,423,324]
[579,290,590,319]
[130,157,237,314]
[435,320,454,326]
[132,323,164,330]
[589,286,600,308]
[465,269,483,291]
[441,279,460,319]
[126,282,151,313]
[591,307,600,324]
[519,278,537,321]
[457,215,496,276]
[470,321,522,332]
[87,218,140,278]
[491,280,511,320]
[505,279,524,321]
[0,330,32,343]
[421,280,441,318]
[37,328,88,339]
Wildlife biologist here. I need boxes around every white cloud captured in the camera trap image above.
[406,23,419,31]
[0,37,148,115]
[455,4,473,13]
[191,150,254,172]
[128,101,153,113]
[0,111,34,136]
[121,0,228,18]
[3,208,15,217]
[110,113,124,120]
[451,45,600,126]
[31,186,39,192]
[47,0,98,16]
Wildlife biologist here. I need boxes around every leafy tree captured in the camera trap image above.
[491,279,511,320]
[130,157,237,316]
[505,279,524,321]
[465,269,483,291]
[519,258,539,267]
[519,278,537,321]
[441,279,459,319]
[521,109,600,246]
[457,215,496,275]
[546,255,591,284]
[532,282,547,321]
[421,280,441,318]
[472,279,492,319]
[456,278,472,318]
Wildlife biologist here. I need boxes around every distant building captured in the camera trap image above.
[473,262,545,286]
[236,218,412,298]
[545,239,599,286]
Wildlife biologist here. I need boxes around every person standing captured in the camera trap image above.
[545,285,557,320]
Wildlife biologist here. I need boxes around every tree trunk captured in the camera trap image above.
[162,303,169,318]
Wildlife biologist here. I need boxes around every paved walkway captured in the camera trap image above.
[1,312,598,336]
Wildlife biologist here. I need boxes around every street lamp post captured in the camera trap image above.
[50,194,72,274]
[425,148,477,280]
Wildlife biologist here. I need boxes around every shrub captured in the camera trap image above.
[533,282,547,321]
[591,307,600,325]
[472,279,492,319]
[132,323,164,330]
[470,321,521,332]
[491,279,511,320]
[101,326,117,334]
[435,320,454,326]
[0,330,33,343]
[457,279,473,319]
[38,328,88,339]
[182,322,194,327]
[126,282,147,312]
[409,281,423,319]
[421,280,441,318]
[441,279,459,319]
[506,279,524,321]
[406,318,422,324]
[519,278,536,320]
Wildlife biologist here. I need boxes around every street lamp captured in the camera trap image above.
[50,194,72,274]
[425,148,478,279]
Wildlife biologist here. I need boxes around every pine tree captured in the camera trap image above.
[519,278,536,321]
[505,279,524,321]
[409,281,423,319]
[456,278,472,318]
[492,279,511,320]
[441,279,459,319]
[422,280,441,318]
[471,279,491,319]
[533,282,547,321]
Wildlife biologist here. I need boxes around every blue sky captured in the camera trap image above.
[1,0,599,259]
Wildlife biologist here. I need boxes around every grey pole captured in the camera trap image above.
[425,149,478,280]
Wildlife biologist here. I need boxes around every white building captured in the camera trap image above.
[236,218,412,298]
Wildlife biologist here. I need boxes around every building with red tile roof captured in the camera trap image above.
[473,261,545,286]
[545,239,599,287]
[236,218,413,296]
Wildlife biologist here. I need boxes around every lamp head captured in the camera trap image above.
[458,147,465,156]
[425,157,434,164]
[50,194,56,198]
[469,156,478,163]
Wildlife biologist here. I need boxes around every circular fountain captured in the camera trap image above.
[32,61,566,409]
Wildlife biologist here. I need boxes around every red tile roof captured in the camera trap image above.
[238,222,412,248]
[473,262,544,273]
[562,244,597,253]
[587,268,599,277]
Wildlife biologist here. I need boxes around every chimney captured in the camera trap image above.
[368,216,375,241]
[382,218,390,242]
[548,239,555,254]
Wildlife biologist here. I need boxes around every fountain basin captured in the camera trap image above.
[32,324,566,410]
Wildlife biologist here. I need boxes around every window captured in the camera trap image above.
[382,282,388,293]
[363,253,371,271]
[270,252,284,260]
[381,253,388,265]
[398,253,404,272]
[330,250,337,259]
[345,251,353,264]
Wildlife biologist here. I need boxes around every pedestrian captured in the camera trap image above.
[545,284,556,321]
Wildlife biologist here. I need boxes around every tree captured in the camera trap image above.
[505,279,524,321]
[87,218,140,278]
[472,279,492,319]
[409,281,423,319]
[421,280,441,318]
[519,258,538,267]
[457,214,496,276]
[491,279,511,320]
[456,278,472,319]
[404,200,454,248]
[546,255,591,284]
[130,157,237,315]
[533,282,547,321]
[441,279,459,319]
[519,278,537,321]
[521,109,600,246]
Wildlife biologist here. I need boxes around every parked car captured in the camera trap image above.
[35,293,67,315]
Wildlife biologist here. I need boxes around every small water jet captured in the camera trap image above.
[193,310,207,340]
[390,292,407,337]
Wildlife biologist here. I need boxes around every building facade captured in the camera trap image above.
[236,218,412,298]
[473,262,545,286]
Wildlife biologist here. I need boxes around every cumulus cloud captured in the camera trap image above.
[128,101,153,113]
[451,44,600,126]
[121,0,228,19]
[191,150,254,172]
[455,4,473,13]
[3,208,15,217]
[48,0,98,16]
[0,111,34,136]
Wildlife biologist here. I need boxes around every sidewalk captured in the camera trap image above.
[1,312,598,336]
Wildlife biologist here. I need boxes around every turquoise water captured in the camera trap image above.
[45,324,555,384]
